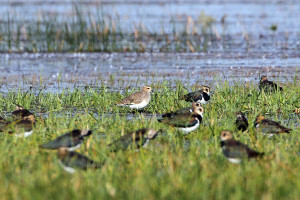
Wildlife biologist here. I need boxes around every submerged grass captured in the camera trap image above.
[0,80,299,200]
[0,7,217,53]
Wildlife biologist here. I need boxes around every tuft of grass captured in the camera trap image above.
[0,80,299,200]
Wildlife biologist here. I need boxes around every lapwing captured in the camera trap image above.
[116,86,152,109]
[108,128,160,151]
[12,105,34,120]
[235,111,249,132]
[57,147,100,173]
[158,105,204,134]
[0,114,35,137]
[40,129,92,151]
[259,75,283,93]
[255,115,292,137]
[182,86,211,104]
[161,102,201,119]
[220,131,264,164]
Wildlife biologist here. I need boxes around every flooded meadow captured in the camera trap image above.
[0,0,299,92]
[0,1,299,200]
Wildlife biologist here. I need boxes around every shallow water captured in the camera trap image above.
[0,0,299,92]
[0,52,298,93]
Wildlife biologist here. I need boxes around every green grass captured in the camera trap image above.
[0,80,299,200]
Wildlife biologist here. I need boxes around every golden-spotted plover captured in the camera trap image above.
[116,86,152,109]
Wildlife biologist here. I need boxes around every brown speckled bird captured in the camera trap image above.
[255,115,292,137]
[220,131,264,164]
[116,86,151,109]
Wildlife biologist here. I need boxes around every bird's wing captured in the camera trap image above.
[40,134,80,149]
[161,107,191,119]
[117,92,144,105]
[159,113,198,128]
[61,152,100,170]
[222,140,249,158]
[183,90,203,102]
[260,119,291,133]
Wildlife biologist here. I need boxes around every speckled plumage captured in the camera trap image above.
[116,86,151,109]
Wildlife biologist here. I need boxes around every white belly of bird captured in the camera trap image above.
[142,139,150,148]
[197,98,207,105]
[228,158,241,164]
[256,124,274,138]
[129,100,150,109]
[59,160,75,173]
[177,119,199,134]
[15,130,33,138]
[68,143,82,151]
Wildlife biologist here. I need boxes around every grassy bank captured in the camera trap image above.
[0,80,299,200]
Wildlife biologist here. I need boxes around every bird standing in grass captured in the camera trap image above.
[235,111,249,132]
[0,114,35,137]
[116,86,152,110]
[254,115,292,137]
[40,129,92,151]
[220,131,264,164]
[108,128,160,151]
[57,147,101,173]
[11,105,34,120]
[259,75,283,93]
[182,86,211,104]
[158,105,204,134]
